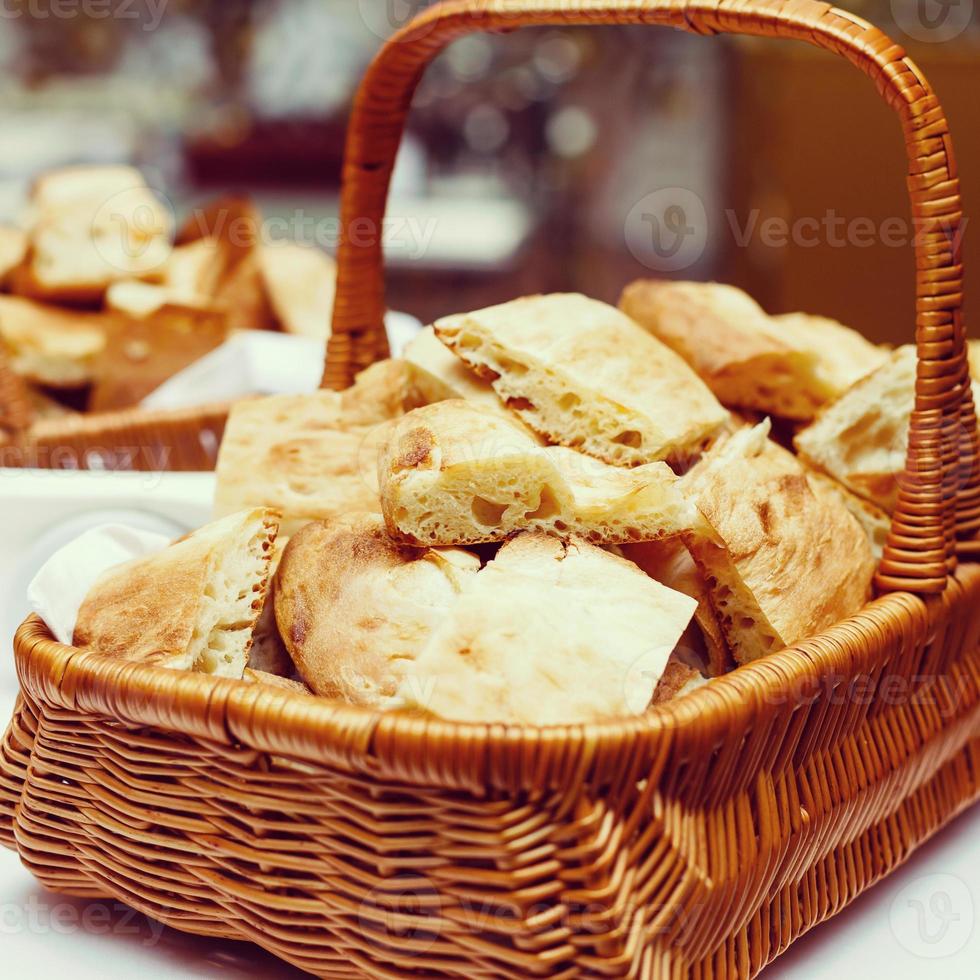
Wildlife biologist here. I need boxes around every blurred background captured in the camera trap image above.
[0,0,977,343]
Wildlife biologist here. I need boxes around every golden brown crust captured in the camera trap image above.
[274,516,479,704]
[74,508,280,678]
[214,362,414,536]
[0,295,108,388]
[433,294,729,466]
[681,422,875,663]
[241,669,312,696]
[620,280,888,421]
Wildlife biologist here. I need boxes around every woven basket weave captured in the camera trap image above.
[3,1,980,977]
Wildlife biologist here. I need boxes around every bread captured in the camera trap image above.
[73,508,279,678]
[177,196,279,331]
[246,535,294,677]
[434,294,729,466]
[397,532,697,725]
[242,669,312,695]
[88,305,227,411]
[622,536,732,677]
[403,325,499,407]
[803,467,890,563]
[0,225,27,285]
[13,166,171,302]
[274,516,480,704]
[105,239,229,318]
[651,645,709,704]
[619,280,888,420]
[214,361,415,535]
[681,421,875,663]
[379,399,699,546]
[969,340,980,381]
[0,295,107,387]
[792,346,980,513]
[260,242,336,339]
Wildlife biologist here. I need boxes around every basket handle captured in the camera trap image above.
[324,0,977,596]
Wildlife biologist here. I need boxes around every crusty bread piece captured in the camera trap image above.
[242,669,312,695]
[379,399,699,546]
[274,515,480,704]
[771,312,889,396]
[397,532,697,725]
[0,225,27,285]
[88,304,227,411]
[260,242,336,339]
[403,325,546,441]
[620,280,888,420]
[434,294,729,466]
[13,166,171,302]
[622,536,732,677]
[214,360,415,535]
[403,325,499,407]
[651,644,710,704]
[0,295,107,387]
[681,421,875,664]
[246,535,294,677]
[969,340,980,381]
[792,346,980,513]
[804,467,890,563]
[105,239,228,318]
[73,508,279,678]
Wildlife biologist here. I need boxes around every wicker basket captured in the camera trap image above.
[3,1,980,976]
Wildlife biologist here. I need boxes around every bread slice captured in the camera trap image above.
[434,294,729,466]
[379,399,699,546]
[73,508,280,678]
[0,295,107,387]
[260,242,336,339]
[681,421,875,664]
[214,360,414,535]
[803,467,890,562]
[0,225,27,286]
[397,532,697,725]
[242,669,312,695]
[13,166,172,303]
[620,280,888,420]
[88,304,227,411]
[622,536,733,677]
[274,515,480,704]
[404,325,500,407]
[105,239,229,318]
[792,346,980,513]
[651,645,710,704]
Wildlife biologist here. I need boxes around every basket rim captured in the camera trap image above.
[12,570,956,791]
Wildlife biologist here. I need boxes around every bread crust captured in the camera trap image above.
[274,515,480,704]
[73,508,280,678]
[681,422,875,663]
[378,399,699,546]
[434,294,729,466]
[620,280,888,421]
[397,532,698,724]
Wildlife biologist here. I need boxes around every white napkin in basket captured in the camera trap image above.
[27,524,170,645]
[141,311,422,410]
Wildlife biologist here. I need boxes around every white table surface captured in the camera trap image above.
[1,471,978,978]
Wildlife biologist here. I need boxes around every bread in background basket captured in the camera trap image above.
[0,165,353,459]
[41,288,893,728]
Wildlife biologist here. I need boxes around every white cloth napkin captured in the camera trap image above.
[27,524,171,644]
[141,311,422,410]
